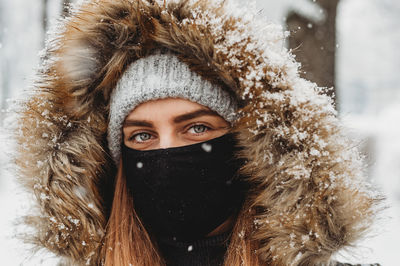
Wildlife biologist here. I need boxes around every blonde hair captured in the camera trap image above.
[101,160,260,266]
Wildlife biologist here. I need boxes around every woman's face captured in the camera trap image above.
[122,98,231,150]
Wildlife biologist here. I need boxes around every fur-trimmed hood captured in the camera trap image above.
[12,0,380,265]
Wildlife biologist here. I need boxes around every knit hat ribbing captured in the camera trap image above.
[107,52,238,164]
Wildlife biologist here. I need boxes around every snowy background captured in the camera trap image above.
[0,0,399,265]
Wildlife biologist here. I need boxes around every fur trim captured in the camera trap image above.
[12,0,381,265]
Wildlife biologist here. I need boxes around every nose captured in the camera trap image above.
[158,133,181,149]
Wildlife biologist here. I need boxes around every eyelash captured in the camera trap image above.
[128,123,212,143]
[187,124,211,134]
[129,132,153,143]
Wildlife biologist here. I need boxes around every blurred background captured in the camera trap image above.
[0,0,399,264]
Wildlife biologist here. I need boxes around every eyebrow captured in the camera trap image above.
[123,109,221,128]
[173,109,220,123]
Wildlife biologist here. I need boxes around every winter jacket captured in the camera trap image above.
[12,0,381,265]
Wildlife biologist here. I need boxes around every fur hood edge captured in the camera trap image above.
[11,0,381,265]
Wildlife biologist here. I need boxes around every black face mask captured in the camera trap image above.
[121,132,247,242]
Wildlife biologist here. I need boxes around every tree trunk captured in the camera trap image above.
[42,0,48,46]
[287,0,340,105]
[62,0,72,17]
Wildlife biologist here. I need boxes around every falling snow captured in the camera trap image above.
[0,0,398,265]
[201,143,212,153]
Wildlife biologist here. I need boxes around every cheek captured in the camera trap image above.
[122,130,128,141]
[214,127,230,138]
[122,129,133,144]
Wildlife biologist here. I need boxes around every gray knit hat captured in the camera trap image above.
[107,51,238,164]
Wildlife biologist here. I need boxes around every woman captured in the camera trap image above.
[12,0,381,265]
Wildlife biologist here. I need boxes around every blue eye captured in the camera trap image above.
[132,132,152,142]
[189,124,209,134]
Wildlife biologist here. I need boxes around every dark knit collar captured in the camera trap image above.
[156,231,231,266]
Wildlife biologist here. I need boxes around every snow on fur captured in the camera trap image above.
[8,0,381,265]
